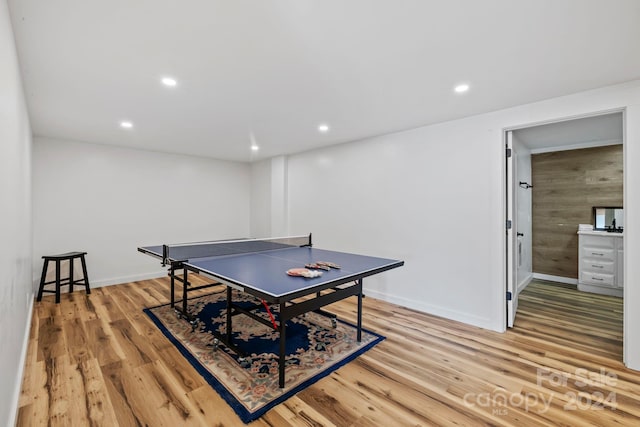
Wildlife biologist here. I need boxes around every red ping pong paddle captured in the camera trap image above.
[287,268,322,278]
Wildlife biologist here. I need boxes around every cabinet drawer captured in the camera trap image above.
[581,259,615,275]
[580,235,615,249]
[580,235,616,249]
[582,247,615,261]
[580,272,615,287]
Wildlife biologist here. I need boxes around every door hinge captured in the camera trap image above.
[506,291,512,301]
[506,147,512,158]
[506,220,512,230]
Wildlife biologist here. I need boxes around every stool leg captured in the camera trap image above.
[55,259,61,304]
[69,258,74,294]
[80,254,91,295]
[37,259,49,302]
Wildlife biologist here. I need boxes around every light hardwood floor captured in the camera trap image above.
[18,278,640,426]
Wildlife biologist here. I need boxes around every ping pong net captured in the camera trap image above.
[161,234,312,265]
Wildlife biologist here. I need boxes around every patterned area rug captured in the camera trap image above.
[144,290,384,423]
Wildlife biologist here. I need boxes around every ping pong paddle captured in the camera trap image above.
[305,263,330,271]
[287,268,323,278]
[317,261,340,269]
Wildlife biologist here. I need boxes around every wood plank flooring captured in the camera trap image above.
[17,278,640,426]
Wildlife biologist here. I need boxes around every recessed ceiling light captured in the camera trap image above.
[120,121,133,129]
[454,83,470,93]
[318,123,330,133]
[249,131,259,152]
[161,77,177,87]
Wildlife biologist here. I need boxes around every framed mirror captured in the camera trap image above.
[593,206,624,232]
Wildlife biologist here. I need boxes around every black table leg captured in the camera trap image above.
[170,265,175,307]
[279,303,286,388]
[357,279,363,342]
[36,259,49,301]
[69,257,74,293]
[226,286,233,341]
[55,259,61,303]
[182,268,188,316]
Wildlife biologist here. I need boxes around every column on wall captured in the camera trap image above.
[270,156,288,237]
[250,156,288,238]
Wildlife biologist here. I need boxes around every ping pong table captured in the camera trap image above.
[138,234,403,388]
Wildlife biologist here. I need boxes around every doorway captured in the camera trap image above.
[505,110,624,330]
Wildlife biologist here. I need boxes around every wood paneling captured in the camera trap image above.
[18,277,640,426]
[532,145,623,278]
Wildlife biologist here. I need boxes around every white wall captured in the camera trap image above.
[251,80,640,369]
[624,105,640,369]
[33,138,251,286]
[250,158,272,237]
[0,1,33,425]
[287,116,504,330]
[250,156,288,238]
[270,156,289,237]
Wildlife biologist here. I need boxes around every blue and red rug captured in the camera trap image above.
[144,290,384,423]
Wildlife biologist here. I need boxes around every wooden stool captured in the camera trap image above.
[37,252,91,303]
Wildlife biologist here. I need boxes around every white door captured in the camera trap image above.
[506,131,518,327]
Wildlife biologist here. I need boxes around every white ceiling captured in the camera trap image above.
[8,0,640,162]
[514,111,624,153]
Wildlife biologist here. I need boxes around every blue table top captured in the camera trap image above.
[139,245,403,298]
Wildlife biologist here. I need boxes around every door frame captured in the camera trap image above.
[505,131,517,327]
[502,108,626,331]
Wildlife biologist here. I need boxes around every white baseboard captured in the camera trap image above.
[577,283,623,298]
[33,270,168,290]
[90,271,167,288]
[517,273,534,294]
[9,296,34,427]
[364,289,498,332]
[532,273,578,285]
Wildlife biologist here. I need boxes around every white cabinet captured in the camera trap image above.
[578,231,623,297]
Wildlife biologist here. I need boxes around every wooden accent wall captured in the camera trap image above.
[531,145,623,278]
